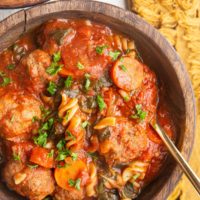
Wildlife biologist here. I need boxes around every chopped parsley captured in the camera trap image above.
[65,76,73,88]
[123,95,130,102]
[13,153,20,161]
[65,130,76,140]
[133,174,140,180]
[27,164,38,169]
[71,152,78,161]
[32,116,39,123]
[119,65,127,72]
[81,121,89,128]
[6,64,15,70]
[53,51,61,62]
[77,62,84,70]
[56,149,71,161]
[46,62,62,75]
[84,73,91,91]
[46,52,62,75]
[109,50,121,61]
[97,94,106,111]
[68,178,81,190]
[48,149,54,158]
[33,118,54,147]
[126,48,131,54]
[47,81,57,95]
[33,132,48,147]
[40,106,51,119]
[56,139,66,151]
[96,45,107,55]
[130,104,147,120]
[0,71,11,87]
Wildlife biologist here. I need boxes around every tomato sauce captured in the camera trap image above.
[0,19,175,200]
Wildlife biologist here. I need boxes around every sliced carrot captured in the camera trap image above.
[111,56,144,91]
[59,67,74,77]
[29,146,54,168]
[55,157,87,190]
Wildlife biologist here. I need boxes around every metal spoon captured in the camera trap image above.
[151,122,200,194]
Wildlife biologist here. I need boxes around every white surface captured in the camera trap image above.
[0,0,126,21]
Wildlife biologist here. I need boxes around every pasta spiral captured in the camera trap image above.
[86,162,98,197]
[65,115,84,151]
[58,93,79,126]
[122,161,149,191]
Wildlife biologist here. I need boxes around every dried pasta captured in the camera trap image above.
[131,0,200,199]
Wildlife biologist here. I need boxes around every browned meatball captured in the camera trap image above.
[54,186,85,200]
[2,160,55,200]
[0,92,41,140]
[37,19,76,55]
[21,49,58,92]
[98,118,148,166]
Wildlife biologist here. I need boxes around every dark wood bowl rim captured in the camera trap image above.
[0,0,196,199]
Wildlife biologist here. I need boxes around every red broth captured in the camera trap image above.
[0,19,175,200]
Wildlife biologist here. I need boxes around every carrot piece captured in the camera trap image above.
[111,56,144,91]
[29,146,54,168]
[59,67,74,77]
[54,157,87,190]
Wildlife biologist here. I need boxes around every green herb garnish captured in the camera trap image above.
[46,62,62,75]
[71,152,78,161]
[33,132,48,147]
[40,106,51,119]
[81,121,89,128]
[84,73,91,91]
[130,104,147,120]
[56,139,66,151]
[119,65,127,72]
[13,153,20,161]
[77,62,84,70]
[32,116,39,123]
[53,51,61,62]
[47,81,57,95]
[27,164,38,169]
[56,149,71,161]
[97,94,106,111]
[0,71,11,87]
[109,50,121,61]
[68,178,81,190]
[96,45,107,55]
[65,130,76,140]
[133,174,140,180]
[48,149,54,158]
[65,76,73,88]
[6,64,15,70]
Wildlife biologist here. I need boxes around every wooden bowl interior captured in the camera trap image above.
[0,1,195,200]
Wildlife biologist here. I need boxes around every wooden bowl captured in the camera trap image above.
[0,0,49,9]
[0,1,196,199]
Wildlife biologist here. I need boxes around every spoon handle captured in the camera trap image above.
[152,123,200,194]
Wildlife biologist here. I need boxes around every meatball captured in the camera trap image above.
[21,49,57,92]
[54,186,85,200]
[0,92,42,139]
[98,118,148,166]
[37,19,76,55]
[2,160,55,200]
